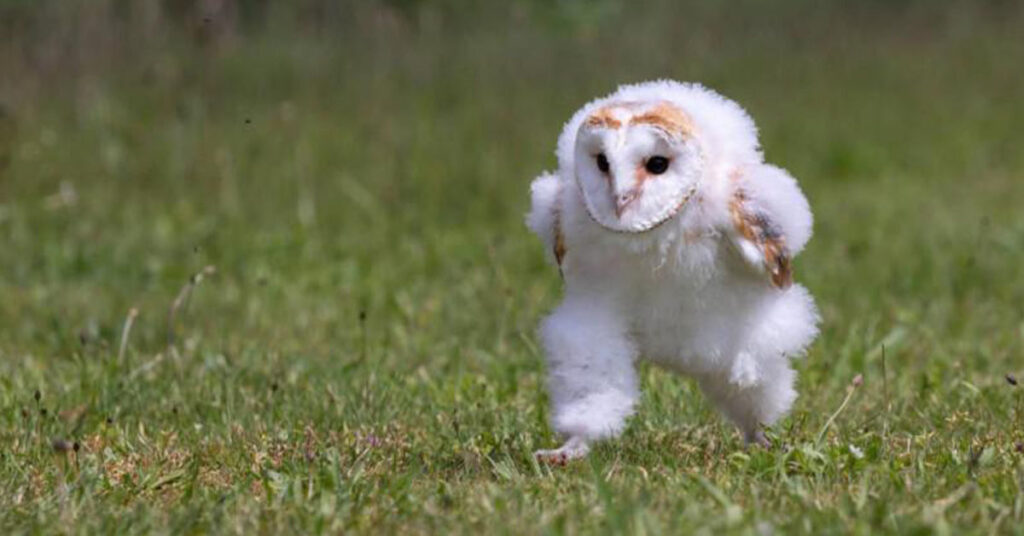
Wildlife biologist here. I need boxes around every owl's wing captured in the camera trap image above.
[726,165,813,289]
[526,172,567,271]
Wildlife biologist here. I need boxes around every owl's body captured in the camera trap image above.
[527,81,819,461]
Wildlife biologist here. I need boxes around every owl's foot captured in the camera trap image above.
[534,437,590,465]
[744,429,772,449]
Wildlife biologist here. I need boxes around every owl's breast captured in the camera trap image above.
[561,187,727,286]
[627,260,772,374]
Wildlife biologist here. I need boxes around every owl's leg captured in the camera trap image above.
[699,285,818,446]
[698,358,796,447]
[534,294,638,463]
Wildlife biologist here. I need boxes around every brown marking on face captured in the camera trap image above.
[635,164,651,181]
[614,162,655,216]
[633,165,650,188]
[730,177,792,289]
[630,102,695,139]
[585,107,623,130]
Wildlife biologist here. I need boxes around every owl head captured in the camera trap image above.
[558,81,762,233]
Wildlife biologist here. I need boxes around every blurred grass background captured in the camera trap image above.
[2,0,1024,534]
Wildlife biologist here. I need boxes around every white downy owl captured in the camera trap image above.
[527,81,819,462]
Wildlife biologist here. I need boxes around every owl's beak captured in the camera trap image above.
[614,189,640,218]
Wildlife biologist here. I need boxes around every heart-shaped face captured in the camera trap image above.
[574,101,703,233]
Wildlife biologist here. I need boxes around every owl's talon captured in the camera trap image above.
[534,437,590,465]
[745,429,772,449]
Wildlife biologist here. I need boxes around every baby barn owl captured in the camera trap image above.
[527,81,819,462]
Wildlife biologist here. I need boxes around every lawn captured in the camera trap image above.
[2,1,1024,534]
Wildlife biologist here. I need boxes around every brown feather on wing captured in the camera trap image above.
[730,188,792,289]
[553,209,567,278]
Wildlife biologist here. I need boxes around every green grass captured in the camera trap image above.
[3,1,1024,534]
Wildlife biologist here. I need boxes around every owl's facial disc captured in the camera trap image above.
[574,101,702,233]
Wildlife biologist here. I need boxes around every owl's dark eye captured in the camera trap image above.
[645,156,670,175]
[596,153,610,173]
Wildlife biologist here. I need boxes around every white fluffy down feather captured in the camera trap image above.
[527,80,819,462]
